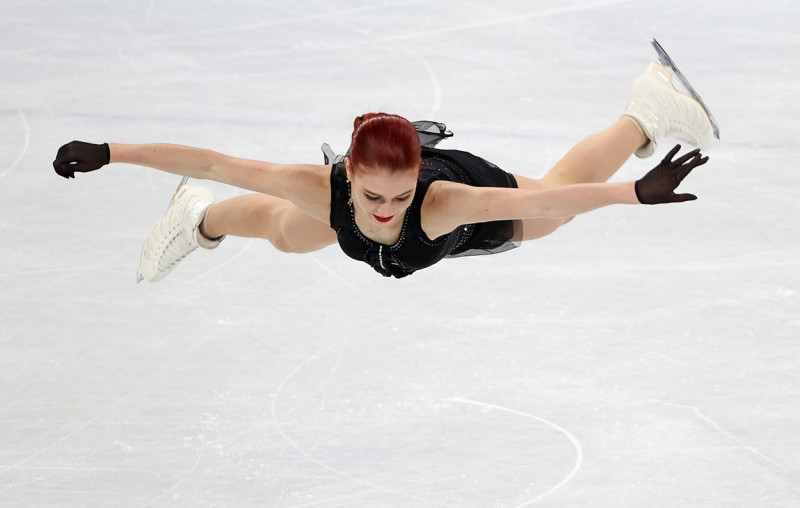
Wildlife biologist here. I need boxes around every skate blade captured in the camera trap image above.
[651,38,720,140]
[135,175,190,283]
[171,176,189,208]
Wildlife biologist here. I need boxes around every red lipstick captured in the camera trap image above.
[373,214,394,223]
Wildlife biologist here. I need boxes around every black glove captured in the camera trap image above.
[634,144,708,204]
[53,141,110,179]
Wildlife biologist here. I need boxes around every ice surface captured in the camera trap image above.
[1,1,798,506]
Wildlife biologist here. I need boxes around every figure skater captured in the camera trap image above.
[53,59,714,280]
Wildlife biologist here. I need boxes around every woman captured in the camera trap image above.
[53,60,714,281]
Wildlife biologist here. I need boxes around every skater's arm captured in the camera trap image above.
[109,143,222,179]
[54,141,332,222]
[425,145,707,233]
[109,143,331,220]
[109,143,330,222]
[428,180,639,229]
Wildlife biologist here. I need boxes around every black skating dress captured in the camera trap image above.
[329,146,521,278]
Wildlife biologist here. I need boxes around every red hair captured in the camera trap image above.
[349,113,421,174]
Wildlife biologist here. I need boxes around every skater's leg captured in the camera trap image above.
[201,194,337,253]
[537,116,645,188]
[510,117,645,241]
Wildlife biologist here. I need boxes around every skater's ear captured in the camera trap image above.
[344,156,354,181]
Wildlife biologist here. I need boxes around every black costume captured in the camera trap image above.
[329,147,520,278]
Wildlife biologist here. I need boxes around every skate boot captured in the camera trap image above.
[137,185,224,282]
[625,61,715,158]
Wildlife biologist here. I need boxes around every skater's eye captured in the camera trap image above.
[364,192,412,202]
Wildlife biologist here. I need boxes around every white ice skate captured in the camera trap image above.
[625,39,719,158]
[137,184,223,282]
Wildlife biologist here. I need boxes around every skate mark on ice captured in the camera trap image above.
[342,19,441,121]
[279,333,351,419]
[312,0,632,49]
[413,52,441,120]
[0,251,132,297]
[308,253,363,290]
[664,402,787,472]
[0,338,212,479]
[174,0,631,56]
[289,488,384,508]
[145,432,207,505]
[289,461,546,508]
[154,238,254,290]
[444,396,584,507]
[142,0,158,30]
[0,93,30,182]
[270,330,457,507]
[0,267,95,297]
[149,3,428,40]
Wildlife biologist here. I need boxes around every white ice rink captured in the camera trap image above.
[2,1,799,506]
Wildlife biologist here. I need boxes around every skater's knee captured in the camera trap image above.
[272,206,338,253]
[270,233,297,253]
[520,216,574,241]
[270,227,336,254]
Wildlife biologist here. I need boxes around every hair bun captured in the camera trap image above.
[353,112,385,132]
[349,113,421,174]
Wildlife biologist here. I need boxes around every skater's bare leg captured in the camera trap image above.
[538,116,646,188]
[201,194,337,253]
[512,116,646,241]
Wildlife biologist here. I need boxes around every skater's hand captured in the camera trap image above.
[635,144,708,204]
[53,141,110,179]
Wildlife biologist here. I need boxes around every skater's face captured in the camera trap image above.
[345,158,418,226]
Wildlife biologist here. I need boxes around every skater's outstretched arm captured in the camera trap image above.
[53,141,332,223]
[424,145,707,235]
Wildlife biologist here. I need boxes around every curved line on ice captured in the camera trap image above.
[444,396,584,506]
[270,332,457,507]
[0,95,30,181]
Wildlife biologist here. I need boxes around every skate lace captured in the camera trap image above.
[148,198,205,275]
